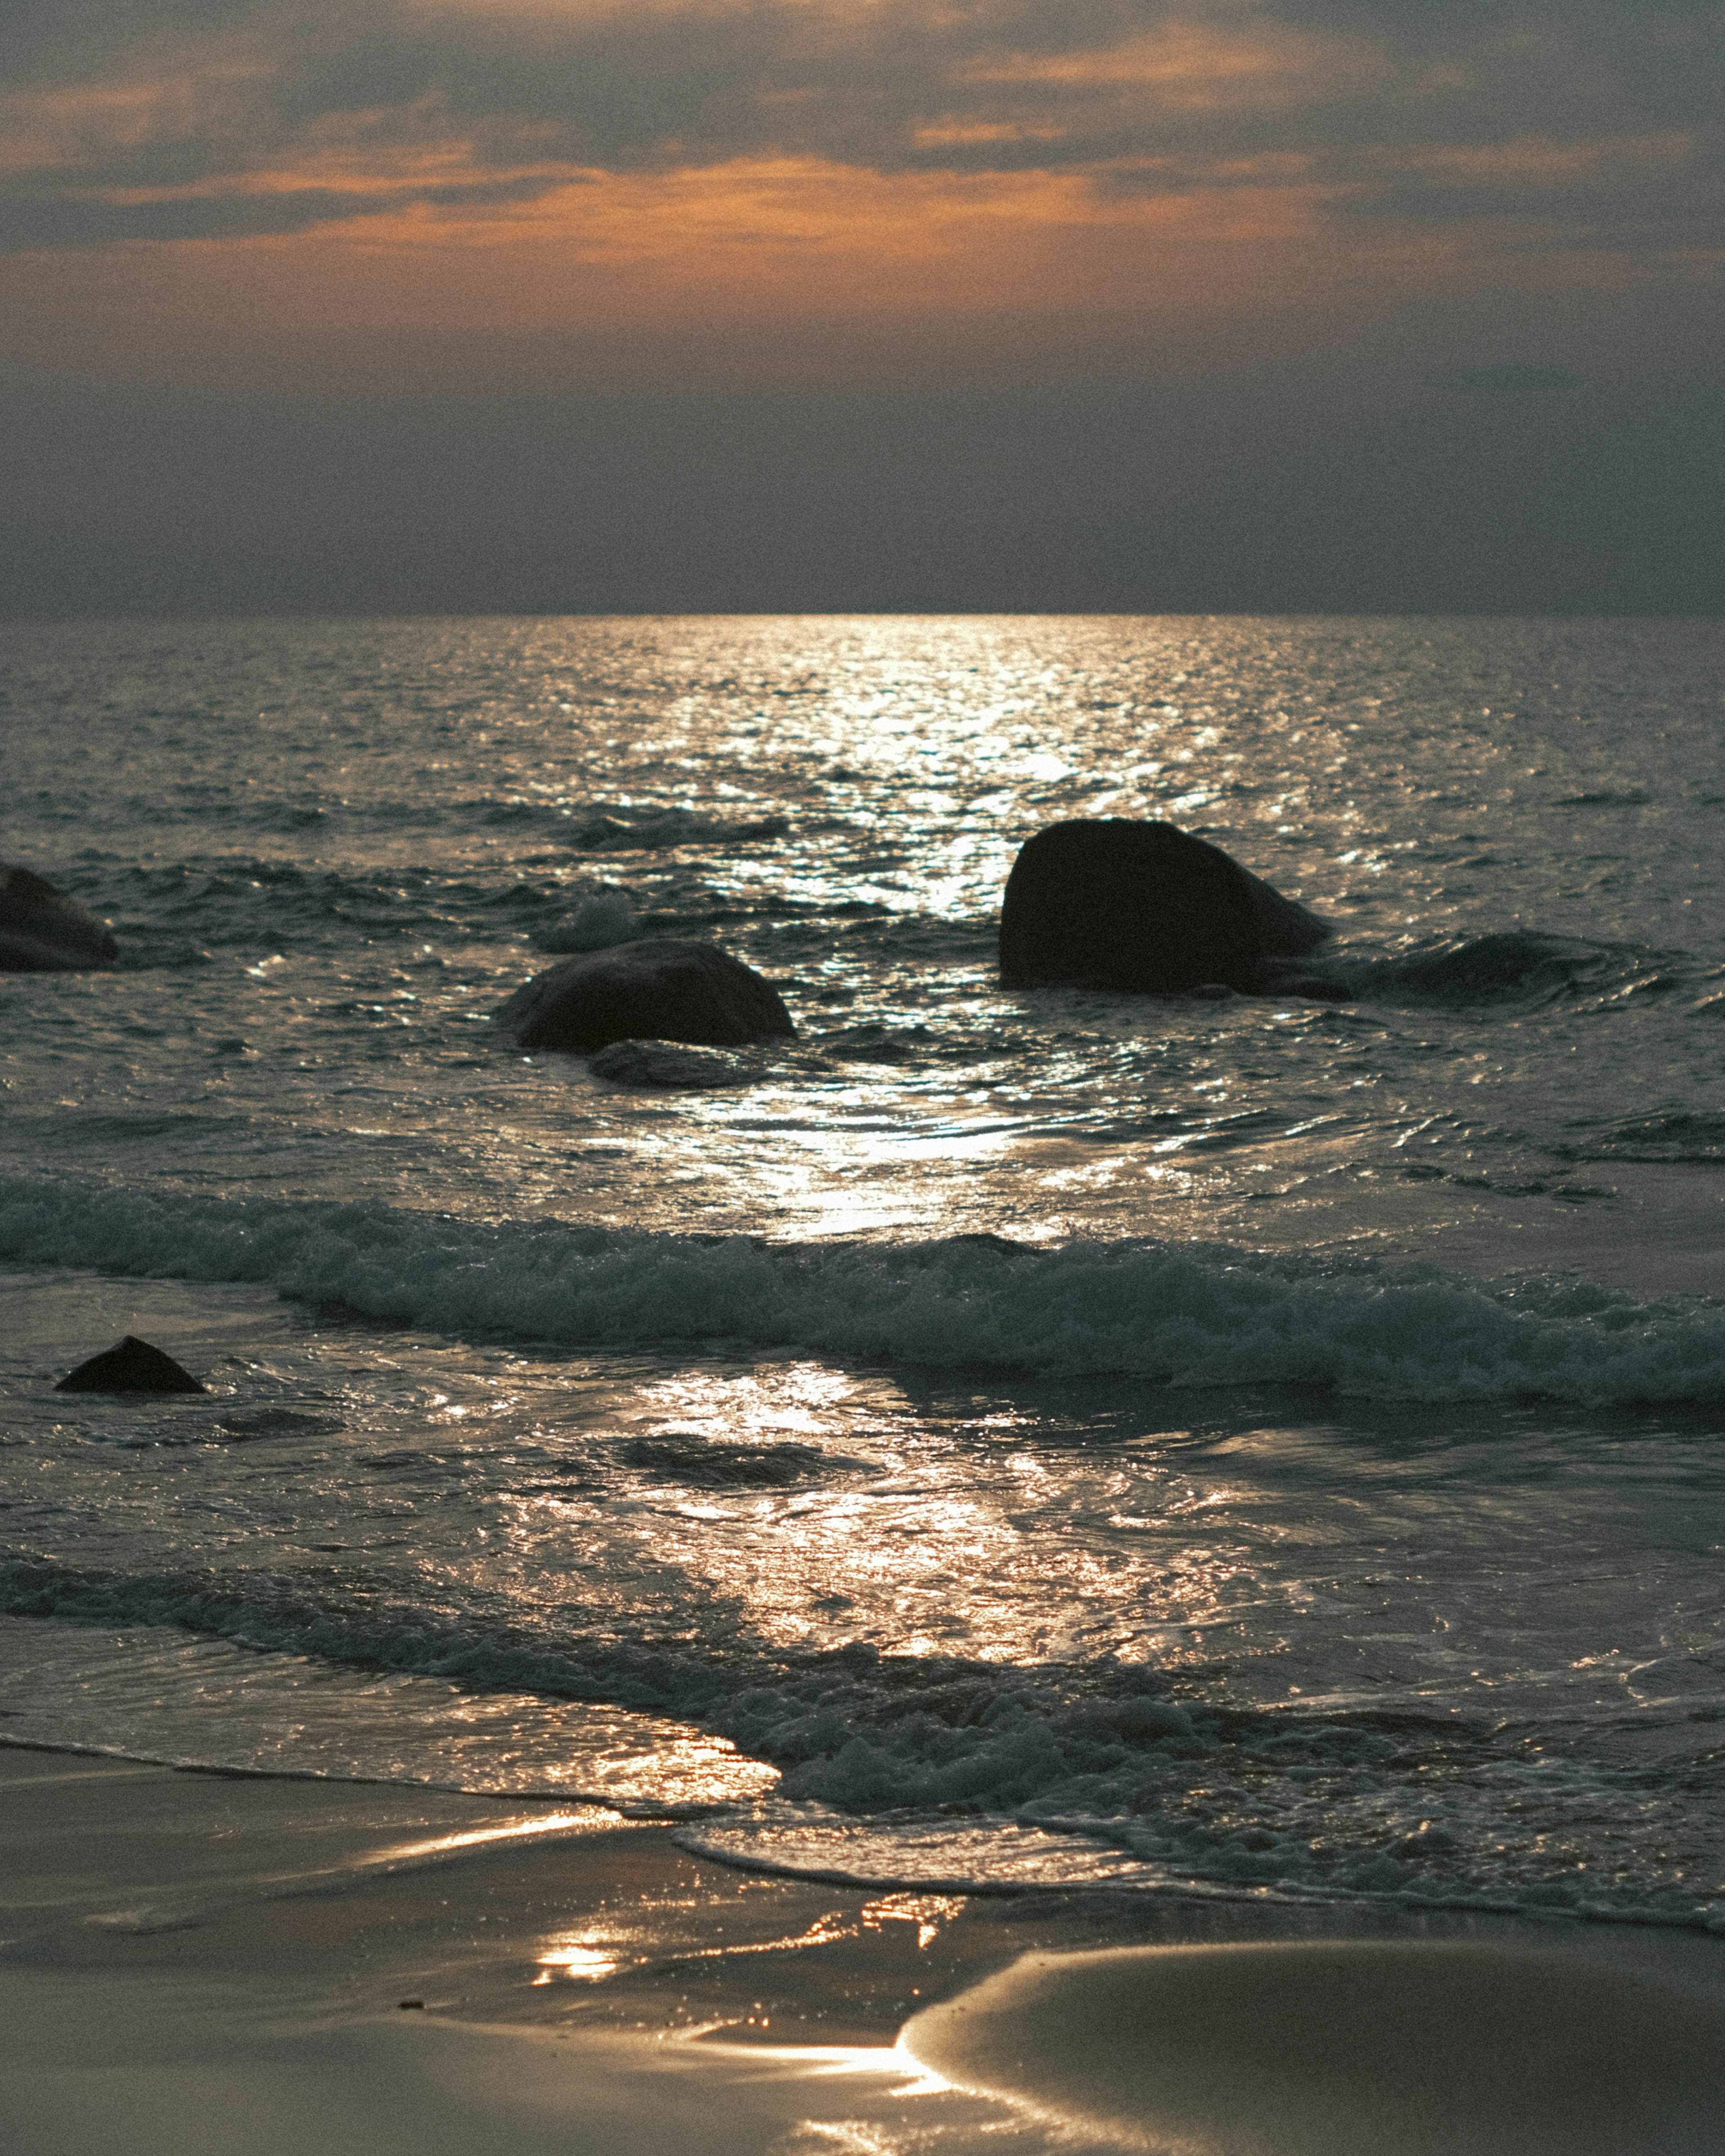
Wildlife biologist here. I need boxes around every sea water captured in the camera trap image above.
[3,614,1724,1925]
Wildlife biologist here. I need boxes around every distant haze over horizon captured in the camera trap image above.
[3,1,1721,619]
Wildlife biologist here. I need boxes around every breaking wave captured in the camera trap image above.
[4,1174,1725,1403]
[5,1556,1715,1925]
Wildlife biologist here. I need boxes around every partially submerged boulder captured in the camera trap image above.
[1000,819,1341,997]
[587,1039,764,1089]
[0,865,119,972]
[496,937,796,1051]
[56,1337,206,1395]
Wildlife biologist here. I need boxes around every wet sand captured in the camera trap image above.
[906,1939,1725,2155]
[5,1745,1725,2154]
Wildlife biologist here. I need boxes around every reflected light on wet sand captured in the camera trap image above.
[689,2035,951,2096]
[373,1811,600,1865]
[533,1935,624,1983]
[903,1940,1725,2156]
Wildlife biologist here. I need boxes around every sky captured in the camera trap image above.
[2,0,1721,615]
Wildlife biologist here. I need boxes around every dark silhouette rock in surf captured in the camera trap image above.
[0,865,119,972]
[496,937,796,1051]
[56,1337,207,1395]
[1000,819,1345,998]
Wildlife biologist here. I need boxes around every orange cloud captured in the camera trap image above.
[1,0,1717,398]
[1,148,1383,395]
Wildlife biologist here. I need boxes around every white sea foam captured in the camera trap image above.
[3,1173,1724,1403]
[530,890,638,952]
[9,1551,1718,1927]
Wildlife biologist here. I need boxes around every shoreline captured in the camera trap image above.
[7,1746,1725,2153]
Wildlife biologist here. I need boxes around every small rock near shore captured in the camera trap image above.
[56,1337,208,1395]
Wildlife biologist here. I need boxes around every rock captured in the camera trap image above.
[496,937,796,1051]
[1000,819,1342,997]
[587,1039,764,1089]
[0,865,119,972]
[56,1337,207,1394]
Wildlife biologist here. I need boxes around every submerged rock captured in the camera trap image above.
[1000,819,1341,997]
[496,936,796,1051]
[0,865,119,972]
[56,1337,206,1395]
[587,1039,764,1089]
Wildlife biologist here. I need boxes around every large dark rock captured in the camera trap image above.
[0,865,119,972]
[496,937,796,1051]
[1000,819,1335,996]
[56,1337,206,1395]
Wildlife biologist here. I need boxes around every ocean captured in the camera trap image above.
[3,612,1724,1928]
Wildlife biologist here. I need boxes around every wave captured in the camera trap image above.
[554,806,792,851]
[1353,932,1611,1006]
[430,800,797,850]
[85,852,860,956]
[111,859,459,947]
[1552,1111,1725,1165]
[3,1175,1725,1403]
[6,1557,1714,1925]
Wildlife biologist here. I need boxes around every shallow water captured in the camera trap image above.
[3,615,1724,1926]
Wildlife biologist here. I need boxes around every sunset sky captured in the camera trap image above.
[4,0,1721,614]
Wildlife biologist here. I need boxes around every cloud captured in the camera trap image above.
[0,173,573,251]
[0,0,1720,256]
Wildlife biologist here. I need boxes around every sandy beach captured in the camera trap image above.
[6,1735,1725,2155]
[0,1742,1031,2155]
